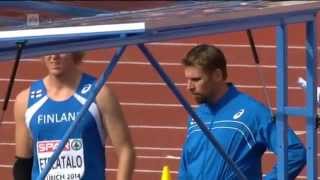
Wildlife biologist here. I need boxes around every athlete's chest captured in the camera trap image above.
[187,105,257,151]
[189,105,252,132]
[28,97,98,140]
[32,98,82,125]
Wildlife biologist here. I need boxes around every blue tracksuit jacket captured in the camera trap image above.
[179,84,306,180]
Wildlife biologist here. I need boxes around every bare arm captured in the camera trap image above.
[14,88,33,158]
[96,86,135,180]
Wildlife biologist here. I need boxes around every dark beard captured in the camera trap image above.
[193,94,209,104]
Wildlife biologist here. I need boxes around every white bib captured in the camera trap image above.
[37,139,85,180]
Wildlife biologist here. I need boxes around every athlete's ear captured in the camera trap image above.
[211,68,224,82]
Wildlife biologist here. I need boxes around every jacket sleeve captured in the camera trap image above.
[259,112,306,180]
[178,143,188,180]
[177,116,192,180]
[179,116,193,180]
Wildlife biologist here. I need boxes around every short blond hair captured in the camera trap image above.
[182,44,227,80]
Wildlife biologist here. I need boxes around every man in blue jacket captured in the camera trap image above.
[179,44,306,179]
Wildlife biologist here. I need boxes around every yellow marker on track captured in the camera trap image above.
[161,165,171,180]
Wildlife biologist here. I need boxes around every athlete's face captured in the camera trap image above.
[43,53,78,76]
[184,66,220,104]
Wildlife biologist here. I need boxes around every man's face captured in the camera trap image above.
[43,53,77,76]
[184,66,217,104]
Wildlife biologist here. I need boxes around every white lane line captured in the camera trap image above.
[0,99,187,107]
[137,155,180,159]
[0,98,311,113]
[8,58,320,70]
[0,122,314,136]
[107,82,303,90]
[0,142,15,145]
[120,102,187,107]
[262,173,319,180]
[132,146,182,151]
[0,78,306,90]
[109,168,179,174]
[0,165,179,174]
[0,122,315,138]
[0,142,183,151]
[129,125,185,130]
[0,78,36,82]
[0,99,291,111]
[0,122,188,129]
[0,164,12,168]
[295,176,320,180]
[1,143,319,160]
[0,99,301,113]
[0,121,14,124]
[0,98,307,112]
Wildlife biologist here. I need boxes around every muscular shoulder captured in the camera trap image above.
[237,93,273,126]
[96,86,114,100]
[14,88,30,121]
[96,86,119,110]
[238,93,268,112]
[15,88,30,108]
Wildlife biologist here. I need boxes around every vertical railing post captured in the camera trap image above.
[276,22,288,180]
[305,16,318,180]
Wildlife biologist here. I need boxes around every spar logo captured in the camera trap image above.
[37,140,70,153]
